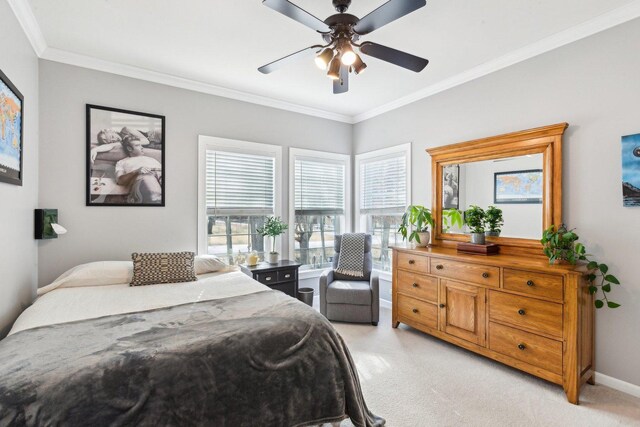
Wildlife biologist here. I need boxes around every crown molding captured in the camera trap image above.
[353,1,640,123]
[7,0,47,56]
[40,48,354,123]
[9,0,640,125]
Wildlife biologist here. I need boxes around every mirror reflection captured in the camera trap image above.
[442,154,543,239]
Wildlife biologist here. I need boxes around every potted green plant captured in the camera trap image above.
[398,205,435,247]
[465,205,486,244]
[484,205,504,237]
[257,216,288,264]
[442,208,464,233]
[541,224,621,309]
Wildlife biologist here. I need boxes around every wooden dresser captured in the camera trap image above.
[392,246,594,404]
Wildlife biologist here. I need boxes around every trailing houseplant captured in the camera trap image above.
[257,216,288,264]
[541,224,621,309]
[398,205,435,247]
[442,208,464,233]
[465,205,486,244]
[484,205,504,237]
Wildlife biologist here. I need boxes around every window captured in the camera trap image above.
[198,136,282,263]
[355,144,411,271]
[289,149,350,271]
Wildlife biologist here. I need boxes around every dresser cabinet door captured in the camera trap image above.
[440,280,486,346]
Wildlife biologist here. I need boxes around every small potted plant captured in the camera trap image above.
[257,216,288,264]
[465,205,486,244]
[541,224,621,309]
[398,205,435,247]
[484,205,504,237]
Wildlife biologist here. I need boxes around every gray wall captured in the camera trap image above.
[355,20,640,386]
[0,1,39,336]
[38,60,351,286]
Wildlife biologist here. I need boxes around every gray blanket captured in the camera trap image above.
[0,290,384,427]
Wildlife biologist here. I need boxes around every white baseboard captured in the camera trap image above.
[380,299,392,309]
[595,372,640,398]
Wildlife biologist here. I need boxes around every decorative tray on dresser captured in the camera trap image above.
[391,246,594,404]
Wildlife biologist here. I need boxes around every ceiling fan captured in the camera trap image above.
[258,0,429,94]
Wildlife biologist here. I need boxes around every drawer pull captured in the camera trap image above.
[408,259,415,265]
[518,343,526,351]
[436,264,444,270]
[482,272,490,278]
[284,274,291,279]
[412,282,419,288]
[412,308,419,313]
[266,277,272,281]
[526,280,535,287]
[439,303,446,308]
[518,309,526,316]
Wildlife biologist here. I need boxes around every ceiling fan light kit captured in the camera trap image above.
[259,0,429,94]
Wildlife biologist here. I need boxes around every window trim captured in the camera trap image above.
[354,143,412,233]
[288,147,351,268]
[197,136,283,256]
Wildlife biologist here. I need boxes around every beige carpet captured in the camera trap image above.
[325,305,640,427]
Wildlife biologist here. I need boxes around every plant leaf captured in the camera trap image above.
[594,299,604,309]
[588,286,597,294]
[607,301,621,308]
[599,264,609,274]
[602,284,611,293]
[587,261,598,270]
[605,274,620,284]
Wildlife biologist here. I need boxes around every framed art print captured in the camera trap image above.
[442,164,459,209]
[0,69,24,186]
[622,132,640,207]
[86,105,165,206]
[494,169,543,204]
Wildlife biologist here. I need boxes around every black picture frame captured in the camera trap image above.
[0,68,24,186]
[86,104,165,207]
[442,164,460,209]
[494,169,543,204]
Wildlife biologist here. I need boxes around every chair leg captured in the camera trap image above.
[371,322,378,326]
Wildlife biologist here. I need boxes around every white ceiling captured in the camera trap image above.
[17,0,640,121]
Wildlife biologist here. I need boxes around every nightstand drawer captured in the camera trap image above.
[430,258,499,288]
[489,291,563,338]
[270,281,296,296]
[278,269,296,282]
[256,272,277,285]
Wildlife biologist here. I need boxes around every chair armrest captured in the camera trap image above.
[319,269,334,316]
[370,271,380,323]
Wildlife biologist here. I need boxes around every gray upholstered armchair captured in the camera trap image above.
[319,234,380,326]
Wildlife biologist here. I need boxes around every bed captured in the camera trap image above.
[0,261,384,427]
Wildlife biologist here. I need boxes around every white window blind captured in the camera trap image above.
[360,153,407,214]
[295,158,345,215]
[205,150,275,215]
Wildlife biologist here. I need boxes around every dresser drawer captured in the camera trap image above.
[397,270,438,303]
[504,269,563,301]
[397,294,438,329]
[489,322,562,375]
[489,291,563,338]
[430,258,499,288]
[397,252,429,272]
[277,269,296,282]
[256,271,277,285]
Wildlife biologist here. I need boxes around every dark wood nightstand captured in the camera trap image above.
[240,260,301,298]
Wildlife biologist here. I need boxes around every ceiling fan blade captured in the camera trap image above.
[333,64,349,94]
[258,46,320,74]
[354,0,426,35]
[262,0,330,33]
[359,42,428,72]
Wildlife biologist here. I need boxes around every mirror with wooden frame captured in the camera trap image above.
[426,123,568,257]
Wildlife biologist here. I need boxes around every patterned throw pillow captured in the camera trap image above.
[130,252,197,286]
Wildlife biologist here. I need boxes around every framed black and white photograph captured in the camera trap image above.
[494,169,543,204]
[442,164,459,209]
[86,105,165,206]
[0,68,24,186]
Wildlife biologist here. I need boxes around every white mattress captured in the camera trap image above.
[9,269,268,335]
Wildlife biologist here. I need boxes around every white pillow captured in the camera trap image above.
[194,255,227,275]
[37,261,133,296]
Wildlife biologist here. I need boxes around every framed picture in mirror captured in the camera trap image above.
[494,169,543,204]
[442,164,459,209]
